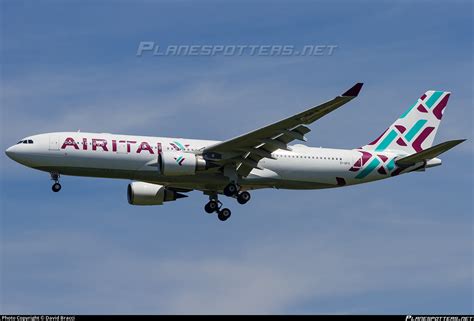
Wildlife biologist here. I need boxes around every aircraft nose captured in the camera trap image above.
[5,145,18,160]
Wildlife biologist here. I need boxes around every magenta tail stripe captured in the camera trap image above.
[360,151,372,165]
[412,126,435,152]
[432,93,450,120]
[417,105,428,113]
[396,138,407,146]
[391,167,404,176]
[395,125,406,133]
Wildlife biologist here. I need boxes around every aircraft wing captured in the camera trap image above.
[202,83,364,176]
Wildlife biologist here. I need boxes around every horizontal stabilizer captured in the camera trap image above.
[395,139,465,167]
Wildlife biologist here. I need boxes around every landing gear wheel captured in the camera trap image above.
[204,200,219,213]
[237,191,251,204]
[224,183,238,197]
[52,183,62,192]
[218,208,232,221]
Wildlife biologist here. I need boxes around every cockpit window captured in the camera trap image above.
[17,139,33,144]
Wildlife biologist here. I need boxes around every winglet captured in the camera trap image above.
[342,83,364,97]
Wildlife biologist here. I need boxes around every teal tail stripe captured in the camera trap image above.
[355,158,381,179]
[176,156,183,162]
[375,130,398,151]
[425,91,443,108]
[405,119,427,142]
[387,158,395,171]
[400,102,417,119]
[174,141,185,150]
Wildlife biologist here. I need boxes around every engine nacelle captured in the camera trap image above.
[127,182,186,205]
[158,151,207,176]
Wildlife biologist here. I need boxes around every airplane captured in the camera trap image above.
[5,83,465,221]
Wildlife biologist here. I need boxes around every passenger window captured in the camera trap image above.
[28,140,33,144]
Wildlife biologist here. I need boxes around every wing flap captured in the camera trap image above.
[237,147,276,159]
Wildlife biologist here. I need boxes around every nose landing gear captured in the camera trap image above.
[52,182,62,192]
[50,172,61,192]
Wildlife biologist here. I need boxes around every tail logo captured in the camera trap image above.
[366,91,449,153]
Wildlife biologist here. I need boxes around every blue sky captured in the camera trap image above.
[1,0,472,314]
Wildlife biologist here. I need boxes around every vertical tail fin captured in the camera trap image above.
[362,90,451,154]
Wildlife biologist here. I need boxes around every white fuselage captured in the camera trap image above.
[5,132,412,192]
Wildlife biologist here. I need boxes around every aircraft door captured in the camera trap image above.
[157,142,163,173]
[49,135,60,151]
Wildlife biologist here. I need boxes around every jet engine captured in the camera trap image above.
[158,151,209,176]
[127,182,187,205]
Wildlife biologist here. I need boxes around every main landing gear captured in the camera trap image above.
[204,197,232,222]
[50,172,62,192]
[204,199,220,214]
[224,182,251,205]
[204,184,252,221]
[237,191,251,204]
[223,183,238,197]
[217,208,232,221]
